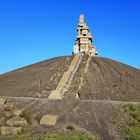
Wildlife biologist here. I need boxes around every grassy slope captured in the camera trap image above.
[120,104,140,140]
[15,131,99,140]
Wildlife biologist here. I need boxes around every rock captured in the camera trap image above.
[4,111,13,119]
[0,98,6,109]
[37,92,41,97]
[7,116,28,127]
[75,93,80,99]
[0,117,6,126]
[20,110,32,123]
[39,115,58,126]
[4,102,15,111]
[0,126,22,135]
[14,109,23,116]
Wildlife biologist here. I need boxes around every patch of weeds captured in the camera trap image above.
[66,125,75,131]
[44,133,93,140]
[21,124,33,134]
[120,103,140,140]
[130,112,140,122]
[15,136,45,140]
[122,125,140,140]
[111,120,116,125]
[126,104,137,112]
[0,117,6,126]
[15,131,99,140]
[122,104,140,122]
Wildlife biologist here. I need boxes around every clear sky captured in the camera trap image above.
[0,0,140,74]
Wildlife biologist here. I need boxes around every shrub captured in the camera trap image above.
[15,131,99,140]
[121,104,140,140]
[123,125,140,140]
[66,125,75,131]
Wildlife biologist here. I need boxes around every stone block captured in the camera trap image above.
[7,116,28,127]
[0,117,6,126]
[0,98,6,109]
[4,111,13,119]
[13,109,23,116]
[40,115,58,126]
[4,102,15,111]
[48,91,62,99]
[0,126,22,135]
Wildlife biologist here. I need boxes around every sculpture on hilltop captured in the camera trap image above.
[73,14,98,56]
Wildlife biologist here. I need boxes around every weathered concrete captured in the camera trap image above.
[48,55,82,99]
[0,98,6,109]
[79,56,91,90]
[73,15,97,56]
[7,116,28,127]
[40,115,58,126]
[4,111,13,119]
[0,126,22,135]
[4,102,15,111]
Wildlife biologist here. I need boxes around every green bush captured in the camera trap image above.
[121,104,140,140]
[66,125,75,131]
[15,131,99,140]
[123,125,140,140]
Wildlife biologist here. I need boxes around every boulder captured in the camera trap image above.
[0,117,6,126]
[0,98,6,109]
[13,109,23,116]
[4,111,13,119]
[40,115,58,126]
[4,102,15,111]
[7,116,28,127]
[0,126,22,135]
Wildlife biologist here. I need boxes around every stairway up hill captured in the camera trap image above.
[48,55,82,99]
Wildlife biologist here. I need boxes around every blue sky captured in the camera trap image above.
[0,0,140,74]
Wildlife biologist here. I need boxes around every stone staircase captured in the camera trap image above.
[84,56,91,73]
[48,55,82,99]
[78,56,91,91]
